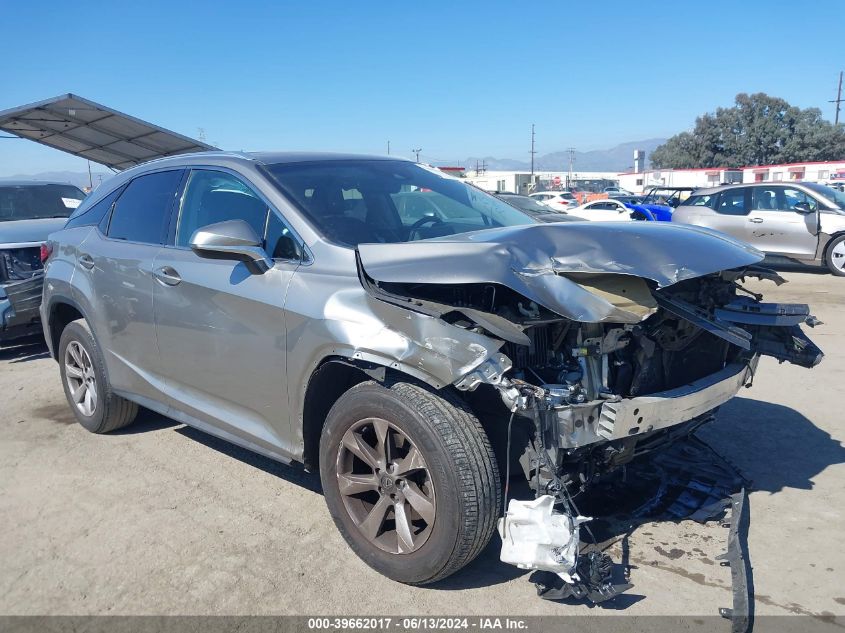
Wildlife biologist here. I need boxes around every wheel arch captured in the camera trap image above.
[300,352,463,472]
[45,295,89,360]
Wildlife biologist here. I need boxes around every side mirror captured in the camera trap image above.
[793,202,815,214]
[189,219,273,273]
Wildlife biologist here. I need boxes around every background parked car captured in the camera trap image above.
[495,192,583,222]
[672,182,845,275]
[627,186,697,222]
[603,186,634,197]
[529,191,578,211]
[568,198,637,222]
[0,181,85,344]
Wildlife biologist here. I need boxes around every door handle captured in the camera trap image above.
[154,266,182,286]
[78,253,95,269]
[748,217,764,223]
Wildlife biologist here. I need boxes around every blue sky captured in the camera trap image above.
[1,0,843,175]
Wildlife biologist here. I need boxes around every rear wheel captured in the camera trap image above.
[825,235,845,277]
[58,319,138,433]
[319,380,500,585]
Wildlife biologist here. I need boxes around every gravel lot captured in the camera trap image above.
[1,269,843,619]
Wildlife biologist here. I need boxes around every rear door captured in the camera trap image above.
[704,187,749,241]
[74,169,184,401]
[152,168,302,457]
[745,186,818,256]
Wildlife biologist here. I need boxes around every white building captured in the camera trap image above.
[617,160,845,193]
[463,170,620,194]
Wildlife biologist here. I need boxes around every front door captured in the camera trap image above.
[152,169,301,457]
[745,186,818,257]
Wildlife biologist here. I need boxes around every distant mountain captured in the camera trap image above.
[0,170,113,190]
[462,138,667,172]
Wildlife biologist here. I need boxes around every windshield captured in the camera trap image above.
[0,184,85,222]
[265,160,536,246]
[803,182,845,210]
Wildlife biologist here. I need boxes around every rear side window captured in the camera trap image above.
[65,186,124,229]
[716,188,748,216]
[107,170,183,244]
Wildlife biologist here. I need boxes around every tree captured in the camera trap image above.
[650,93,845,169]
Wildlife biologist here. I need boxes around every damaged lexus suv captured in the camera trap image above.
[41,152,822,587]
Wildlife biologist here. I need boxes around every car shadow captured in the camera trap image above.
[175,425,323,494]
[762,258,829,275]
[698,396,845,494]
[110,407,181,434]
[0,338,49,363]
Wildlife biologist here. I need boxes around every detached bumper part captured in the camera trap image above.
[498,496,631,604]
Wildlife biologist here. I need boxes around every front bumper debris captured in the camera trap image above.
[718,489,753,633]
[548,360,757,449]
[498,495,631,604]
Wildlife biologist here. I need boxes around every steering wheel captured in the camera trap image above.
[409,215,445,230]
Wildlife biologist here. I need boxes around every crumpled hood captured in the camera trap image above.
[0,218,68,246]
[357,222,764,323]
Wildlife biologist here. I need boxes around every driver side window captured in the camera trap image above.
[176,170,269,247]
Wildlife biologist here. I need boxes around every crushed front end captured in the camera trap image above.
[355,222,822,600]
[0,246,45,343]
[494,269,821,499]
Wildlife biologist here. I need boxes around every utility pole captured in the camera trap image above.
[387,140,390,155]
[412,148,422,162]
[830,71,843,125]
[567,147,576,186]
[530,124,536,180]
[87,160,93,190]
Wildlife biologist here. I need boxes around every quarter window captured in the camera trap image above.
[176,170,269,247]
[107,170,183,244]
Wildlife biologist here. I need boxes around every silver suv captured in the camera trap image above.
[672,182,845,275]
[41,152,821,587]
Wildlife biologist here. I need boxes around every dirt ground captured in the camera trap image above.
[1,268,843,619]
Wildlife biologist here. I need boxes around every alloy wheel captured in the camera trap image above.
[832,240,845,271]
[64,341,98,417]
[336,417,436,554]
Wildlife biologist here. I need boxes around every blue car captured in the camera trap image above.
[625,187,697,222]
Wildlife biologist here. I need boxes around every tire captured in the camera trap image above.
[825,234,845,277]
[58,319,138,433]
[319,380,501,585]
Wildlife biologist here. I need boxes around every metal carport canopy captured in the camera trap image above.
[0,93,218,171]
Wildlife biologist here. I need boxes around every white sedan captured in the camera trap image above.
[568,198,636,222]
[529,191,578,211]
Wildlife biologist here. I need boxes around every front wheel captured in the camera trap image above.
[58,319,138,433]
[319,380,500,585]
[825,234,845,277]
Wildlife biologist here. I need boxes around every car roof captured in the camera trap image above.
[115,150,408,172]
[691,181,816,195]
[0,180,82,187]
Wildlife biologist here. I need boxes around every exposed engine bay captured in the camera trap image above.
[368,266,821,497]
